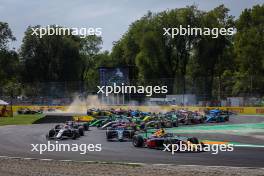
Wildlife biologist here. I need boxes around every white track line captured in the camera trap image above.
[234,144,264,148]
[0,155,263,169]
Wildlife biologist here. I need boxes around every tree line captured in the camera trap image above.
[0,4,263,100]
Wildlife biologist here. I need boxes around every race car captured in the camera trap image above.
[90,119,107,127]
[164,113,179,127]
[132,129,204,152]
[189,111,206,124]
[65,121,86,135]
[90,115,118,128]
[75,122,89,131]
[46,124,81,140]
[106,126,135,141]
[86,109,111,118]
[100,117,131,130]
[129,110,150,117]
[176,110,205,125]
[205,109,229,123]
[17,108,43,114]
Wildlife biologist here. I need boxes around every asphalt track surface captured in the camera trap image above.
[0,115,263,168]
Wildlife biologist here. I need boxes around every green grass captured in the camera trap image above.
[0,114,44,126]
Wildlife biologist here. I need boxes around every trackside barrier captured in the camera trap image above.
[11,106,264,115]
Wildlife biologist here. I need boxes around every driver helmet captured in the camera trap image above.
[154,128,166,137]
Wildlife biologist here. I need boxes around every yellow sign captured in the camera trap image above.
[73,115,94,122]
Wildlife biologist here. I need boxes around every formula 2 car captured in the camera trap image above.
[106,126,135,141]
[132,129,204,152]
[205,109,229,123]
[17,108,43,114]
[46,124,81,140]
[65,121,88,135]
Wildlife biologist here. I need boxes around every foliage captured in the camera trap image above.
[0,4,264,100]
[0,114,43,126]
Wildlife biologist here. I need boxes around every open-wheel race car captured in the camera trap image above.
[132,129,204,152]
[106,126,135,142]
[76,122,90,131]
[17,108,43,114]
[46,124,83,140]
[205,109,229,123]
[65,121,88,134]
[176,110,205,125]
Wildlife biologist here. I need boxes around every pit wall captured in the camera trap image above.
[12,106,264,115]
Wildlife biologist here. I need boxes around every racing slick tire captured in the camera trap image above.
[47,129,56,138]
[106,131,113,141]
[83,124,89,131]
[132,135,144,147]
[129,130,135,139]
[199,118,205,123]
[72,131,79,140]
[188,137,199,144]
[78,128,84,136]
[173,120,179,127]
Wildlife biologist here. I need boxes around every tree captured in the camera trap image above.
[0,22,15,50]
[20,25,83,83]
[80,35,103,81]
[233,4,264,95]
[0,21,19,93]
[190,5,235,100]
[83,51,111,91]
[109,5,239,101]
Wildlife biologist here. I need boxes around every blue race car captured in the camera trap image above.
[205,109,229,123]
